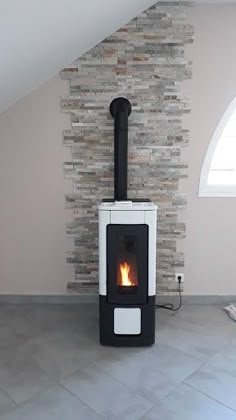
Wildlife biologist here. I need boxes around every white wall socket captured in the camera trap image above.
[175,273,184,283]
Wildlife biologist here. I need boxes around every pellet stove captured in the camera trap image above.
[99,98,157,346]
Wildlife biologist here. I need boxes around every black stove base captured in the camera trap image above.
[99,295,155,347]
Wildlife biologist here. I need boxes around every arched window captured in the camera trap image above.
[199,97,236,197]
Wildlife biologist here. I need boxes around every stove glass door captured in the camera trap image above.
[107,224,148,304]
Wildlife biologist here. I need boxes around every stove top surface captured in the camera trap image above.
[99,200,157,211]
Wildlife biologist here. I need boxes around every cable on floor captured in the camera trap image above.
[155,279,182,312]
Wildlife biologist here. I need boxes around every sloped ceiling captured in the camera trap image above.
[0,0,158,114]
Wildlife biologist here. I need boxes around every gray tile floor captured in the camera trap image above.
[0,303,236,419]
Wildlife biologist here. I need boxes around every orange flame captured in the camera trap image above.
[119,261,136,286]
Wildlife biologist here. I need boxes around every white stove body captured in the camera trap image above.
[99,201,157,346]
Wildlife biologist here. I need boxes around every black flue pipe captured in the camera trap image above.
[110,97,131,201]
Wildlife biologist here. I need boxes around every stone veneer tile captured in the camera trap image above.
[60,2,193,293]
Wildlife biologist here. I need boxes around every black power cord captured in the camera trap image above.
[155,277,182,312]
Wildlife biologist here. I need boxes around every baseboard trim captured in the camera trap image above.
[156,294,236,305]
[0,294,235,305]
[0,294,99,304]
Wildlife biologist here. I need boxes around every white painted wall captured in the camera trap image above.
[184,4,236,295]
[0,0,156,114]
[0,76,73,294]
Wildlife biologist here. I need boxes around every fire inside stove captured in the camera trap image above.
[116,234,138,291]
[119,261,137,287]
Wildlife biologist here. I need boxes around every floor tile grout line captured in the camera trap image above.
[183,382,236,414]
[60,382,105,419]
[60,361,154,415]
[63,354,236,418]
[0,384,19,407]
[206,358,236,381]
[139,401,161,420]
[174,357,209,389]
[84,349,205,409]
[1,379,61,411]
[149,347,219,400]
[92,357,180,406]
[204,347,229,368]
[152,342,211,390]
[1,304,235,418]
[153,340,210,364]
[27,334,208,409]
[156,328,234,363]
[83,359,155,407]
[181,351,236,394]
[67,360,153,404]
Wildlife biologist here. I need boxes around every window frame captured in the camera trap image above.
[199,97,236,197]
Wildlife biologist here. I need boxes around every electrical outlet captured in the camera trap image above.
[175,273,184,283]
